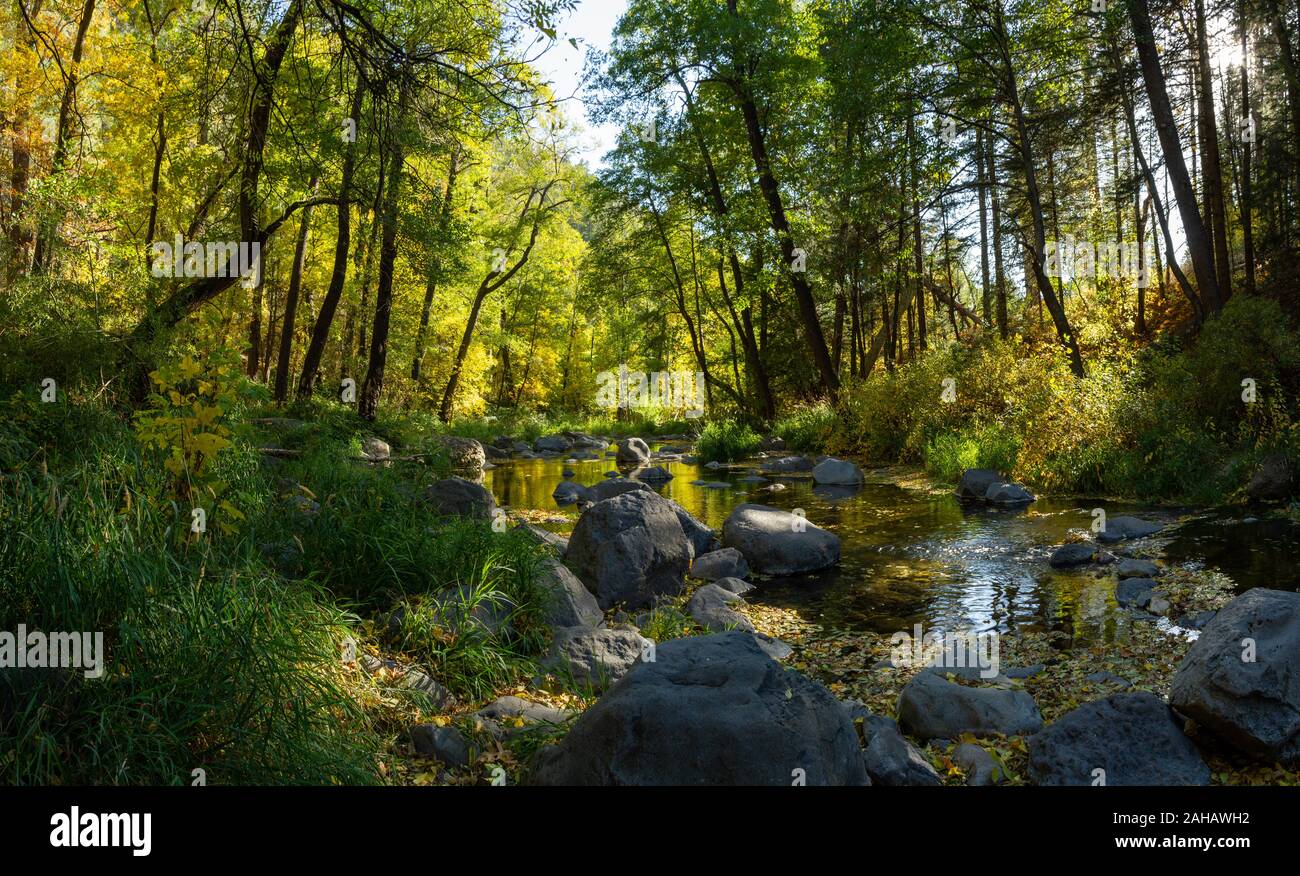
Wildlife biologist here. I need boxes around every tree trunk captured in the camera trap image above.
[359,85,409,422]
[273,175,318,402]
[1194,0,1233,300]
[412,149,460,381]
[1127,0,1223,312]
[296,79,365,399]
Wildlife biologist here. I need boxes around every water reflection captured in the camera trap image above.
[484,450,1300,646]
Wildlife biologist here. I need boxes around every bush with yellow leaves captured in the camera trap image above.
[132,350,245,535]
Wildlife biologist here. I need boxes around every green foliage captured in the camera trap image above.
[772,404,837,452]
[838,297,1300,503]
[696,418,761,463]
[133,352,247,534]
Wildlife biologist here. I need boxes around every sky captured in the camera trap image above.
[528,0,630,168]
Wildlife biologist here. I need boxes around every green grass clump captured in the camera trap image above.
[696,419,761,463]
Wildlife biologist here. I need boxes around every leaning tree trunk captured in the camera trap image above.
[1127,0,1223,313]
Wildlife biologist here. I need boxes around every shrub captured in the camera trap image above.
[696,418,761,462]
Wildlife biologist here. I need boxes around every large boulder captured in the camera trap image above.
[812,457,864,486]
[690,547,749,581]
[537,558,602,629]
[956,468,1002,500]
[529,632,869,786]
[1028,693,1210,786]
[433,436,486,475]
[722,503,840,575]
[1246,452,1294,502]
[897,669,1044,741]
[423,477,497,520]
[615,437,650,465]
[1170,588,1300,764]
[545,626,649,690]
[565,490,692,609]
[1096,516,1163,543]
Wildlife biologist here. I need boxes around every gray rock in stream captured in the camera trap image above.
[1096,516,1163,543]
[615,437,650,465]
[956,468,1002,500]
[722,503,840,575]
[812,457,864,485]
[1028,693,1209,786]
[1050,542,1098,568]
[565,490,691,609]
[1116,558,1161,578]
[690,547,749,581]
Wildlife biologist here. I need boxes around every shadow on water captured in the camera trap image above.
[485,448,1300,646]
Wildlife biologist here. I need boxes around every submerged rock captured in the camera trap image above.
[1096,516,1163,543]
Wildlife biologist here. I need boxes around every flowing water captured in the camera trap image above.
[485,446,1300,646]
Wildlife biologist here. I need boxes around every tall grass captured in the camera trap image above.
[0,391,557,784]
